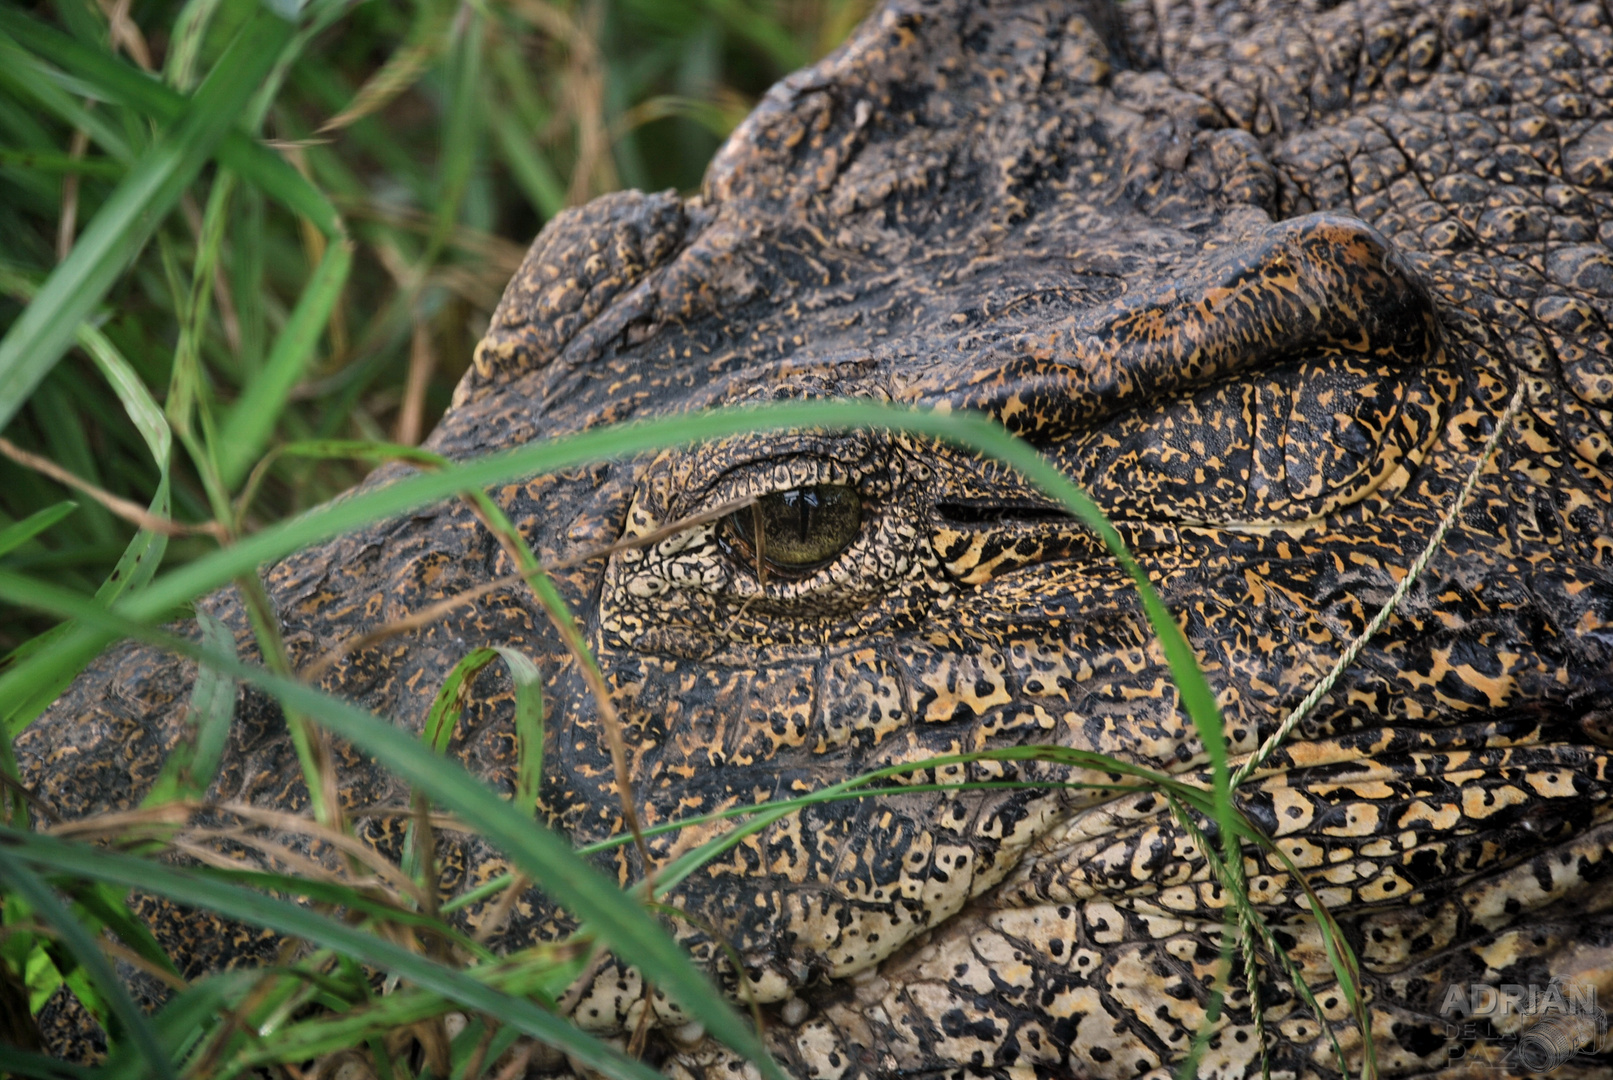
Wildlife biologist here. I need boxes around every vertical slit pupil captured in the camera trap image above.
[724,484,861,573]
[780,488,821,544]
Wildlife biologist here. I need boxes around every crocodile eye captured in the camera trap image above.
[724,484,862,575]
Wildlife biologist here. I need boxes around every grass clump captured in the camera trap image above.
[0,2,1386,1079]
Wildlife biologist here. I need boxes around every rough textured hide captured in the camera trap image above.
[19,0,1613,1076]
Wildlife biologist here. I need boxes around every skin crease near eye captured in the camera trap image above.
[724,484,862,574]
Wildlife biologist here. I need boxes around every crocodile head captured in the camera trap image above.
[20,0,1613,1077]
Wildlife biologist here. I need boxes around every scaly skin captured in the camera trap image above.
[18,0,1613,1076]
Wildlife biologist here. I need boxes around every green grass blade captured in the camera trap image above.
[419,646,543,766]
[425,644,544,816]
[407,646,499,885]
[497,646,546,817]
[189,865,496,962]
[422,649,499,755]
[233,185,269,376]
[0,502,78,559]
[0,7,295,435]
[144,611,237,805]
[99,970,261,1080]
[0,1048,97,1080]
[490,107,565,221]
[221,946,582,1071]
[0,150,123,177]
[0,271,175,732]
[0,401,1241,1077]
[76,324,171,470]
[0,40,136,165]
[170,169,236,430]
[702,0,808,70]
[1,404,1211,762]
[0,8,341,237]
[0,845,176,1080]
[217,238,354,486]
[164,0,228,92]
[64,880,180,985]
[429,10,485,250]
[2,829,667,1080]
[0,574,783,1080]
[1,404,1222,1080]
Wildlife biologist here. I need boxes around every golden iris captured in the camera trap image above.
[725,484,862,574]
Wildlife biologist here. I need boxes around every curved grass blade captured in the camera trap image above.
[420,646,542,814]
[0,7,295,434]
[0,402,1218,758]
[155,864,496,964]
[644,745,1194,899]
[0,574,784,1080]
[2,829,665,1080]
[1,406,1238,1021]
[0,845,176,1080]
[221,944,583,1072]
[0,502,78,560]
[422,649,499,756]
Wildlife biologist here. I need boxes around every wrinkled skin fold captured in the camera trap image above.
[20,0,1613,1076]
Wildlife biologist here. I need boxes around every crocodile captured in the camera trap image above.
[17,0,1613,1076]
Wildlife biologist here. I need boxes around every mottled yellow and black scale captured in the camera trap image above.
[19,0,1613,1076]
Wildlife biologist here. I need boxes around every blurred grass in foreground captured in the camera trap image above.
[0,0,871,649]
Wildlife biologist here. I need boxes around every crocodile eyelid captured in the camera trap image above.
[660,435,891,520]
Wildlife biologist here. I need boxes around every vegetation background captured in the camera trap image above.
[0,0,870,649]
